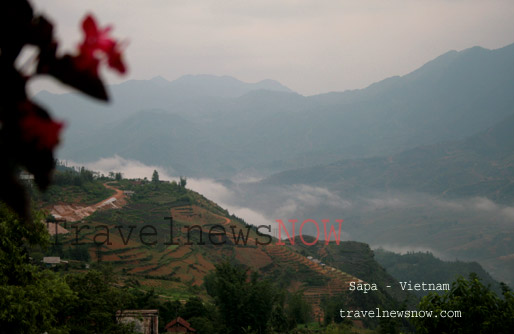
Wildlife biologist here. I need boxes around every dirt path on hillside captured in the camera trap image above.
[215,213,231,226]
[102,183,127,207]
[49,183,126,222]
[211,212,258,245]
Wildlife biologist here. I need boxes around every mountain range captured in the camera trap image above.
[35,43,514,178]
[264,112,514,204]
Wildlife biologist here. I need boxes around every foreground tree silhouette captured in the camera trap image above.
[1,1,129,332]
[0,0,126,222]
[415,273,514,334]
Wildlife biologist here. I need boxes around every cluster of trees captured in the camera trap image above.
[415,273,514,333]
[35,168,114,205]
[122,262,316,334]
[128,292,218,333]
[0,204,134,333]
[0,205,73,333]
[152,169,187,189]
[109,172,123,181]
[202,262,312,334]
[53,163,123,186]
[204,262,277,333]
[53,167,96,187]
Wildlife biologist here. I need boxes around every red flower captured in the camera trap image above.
[107,45,126,73]
[20,111,64,151]
[75,14,126,75]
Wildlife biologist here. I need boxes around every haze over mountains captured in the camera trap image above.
[37,43,514,178]
[35,43,514,284]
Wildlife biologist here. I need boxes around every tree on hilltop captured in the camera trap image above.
[179,176,187,189]
[152,170,159,183]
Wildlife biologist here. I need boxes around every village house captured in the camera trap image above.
[116,309,159,334]
[164,317,196,333]
[42,257,68,267]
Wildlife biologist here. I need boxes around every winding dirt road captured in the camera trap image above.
[49,182,126,222]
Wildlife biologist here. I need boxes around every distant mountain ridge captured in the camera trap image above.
[36,42,514,178]
[264,112,514,203]
[35,74,293,130]
[112,74,293,100]
[166,74,293,97]
[374,249,502,297]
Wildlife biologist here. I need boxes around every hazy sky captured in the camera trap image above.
[30,0,514,96]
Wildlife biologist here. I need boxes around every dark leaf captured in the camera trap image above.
[28,15,54,47]
[44,55,109,101]
[0,0,34,62]
[0,161,30,223]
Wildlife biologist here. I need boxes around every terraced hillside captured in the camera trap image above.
[41,177,413,319]
[77,185,361,305]
[292,239,418,308]
[265,244,362,321]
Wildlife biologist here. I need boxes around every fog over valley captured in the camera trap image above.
[72,151,514,285]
